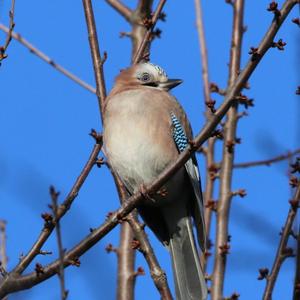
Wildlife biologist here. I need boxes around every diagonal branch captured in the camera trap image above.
[234,148,300,168]
[50,187,68,300]
[293,224,300,300]
[262,183,300,300]
[13,139,102,275]
[126,215,173,300]
[0,24,96,94]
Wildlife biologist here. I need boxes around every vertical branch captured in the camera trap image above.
[131,0,153,61]
[194,0,217,267]
[132,0,167,64]
[262,183,300,300]
[117,221,136,300]
[50,187,68,300]
[194,0,211,109]
[82,0,107,121]
[211,1,245,299]
[203,137,216,267]
[0,221,7,274]
[111,173,136,300]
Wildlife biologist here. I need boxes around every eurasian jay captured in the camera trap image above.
[103,62,207,300]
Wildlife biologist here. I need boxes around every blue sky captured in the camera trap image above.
[0,0,299,299]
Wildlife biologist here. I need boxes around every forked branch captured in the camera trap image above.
[262,183,300,300]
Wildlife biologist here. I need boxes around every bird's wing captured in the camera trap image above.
[171,113,206,251]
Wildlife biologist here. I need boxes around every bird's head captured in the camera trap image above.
[114,62,182,91]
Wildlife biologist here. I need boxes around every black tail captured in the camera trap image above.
[168,215,207,300]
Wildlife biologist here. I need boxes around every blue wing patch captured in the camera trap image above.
[171,113,188,152]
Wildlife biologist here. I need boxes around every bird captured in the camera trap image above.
[103,62,207,300]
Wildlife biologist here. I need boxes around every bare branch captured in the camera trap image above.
[112,170,172,299]
[126,215,173,300]
[211,0,245,298]
[203,138,217,269]
[117,220,136,300]
[110,172,136,300]
[194,0,211,114]
[194,0,216,268]
[130,0,153,60]
[13,138,102,275]
[132,0,167,64]
[0,24,96,94]
[0,0,15,62]
[105,0,132,22]
[50,187,68,300]
[234,148,300,168]
[262,183,300,300]
[82,0,107,121]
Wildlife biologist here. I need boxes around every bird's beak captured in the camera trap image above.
[158,79,183,90]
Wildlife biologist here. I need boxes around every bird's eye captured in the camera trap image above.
[140,72,150,82]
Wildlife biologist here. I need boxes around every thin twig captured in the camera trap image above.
[50,187,68,300]
[13,139,102,275]
[132,0,166,64]
[0,24,96,93]
[211,0,245,298]
[203,138,216,268]
[194,0,217,268]
[0,0,15,62]
[262,183,300,300]
[194,0,211,114]
[82,0,107,121]
[234,148,300,168]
